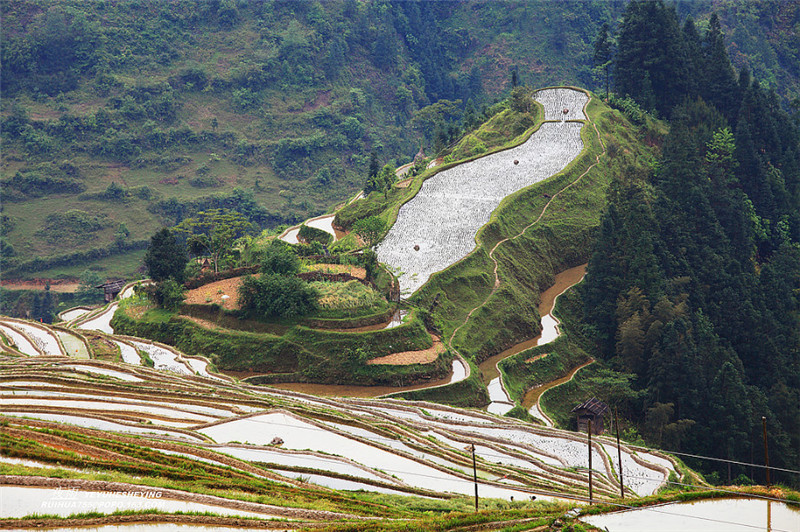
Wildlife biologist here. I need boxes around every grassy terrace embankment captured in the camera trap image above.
[111,299,449,386]
[398,91,664,406]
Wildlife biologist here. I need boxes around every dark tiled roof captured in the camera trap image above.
[96,280,127,292]
[571,397,609,416]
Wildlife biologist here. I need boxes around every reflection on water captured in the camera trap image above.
[582,498,800,532]
[0,486,279,519]
[481,264,587,414]
[32,525,285,532]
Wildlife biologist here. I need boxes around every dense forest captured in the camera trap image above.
[582,0,800,484]
[1,0,798,279]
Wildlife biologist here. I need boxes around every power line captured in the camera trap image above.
[590,497,797,532]
[623,475,800,506]
[644,448,800,476]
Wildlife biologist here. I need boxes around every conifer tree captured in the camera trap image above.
[701,14,739,122]
[592,22,614,99]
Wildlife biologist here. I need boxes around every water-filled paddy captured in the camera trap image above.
[200,413,540,500]
[0,323,41,355]
[56,330,91,359]
[3,412,202,441]
[77,304,117,334]
[114,340,142,365]
[581,497,800,532]
[61,364,143,382]
[128,341,192,375]
[0,485,282,519]
[377,88,587,295]
[60,307,92,322]
[10,321,65,356]
[1,397,216,423]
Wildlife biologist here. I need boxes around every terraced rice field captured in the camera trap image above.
[2,353,680,512]
[377,88,588,295]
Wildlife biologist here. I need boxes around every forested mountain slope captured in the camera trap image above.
[1,0,797,279]
[579,0,800,485]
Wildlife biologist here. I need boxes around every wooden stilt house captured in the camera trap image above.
[571,397,609,435]
[96,280,127,303]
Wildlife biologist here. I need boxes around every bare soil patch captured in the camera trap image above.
[1,279,80,293]
[525,352,549,364]
[184,277,246,310]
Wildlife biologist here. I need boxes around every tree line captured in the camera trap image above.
[584,0,800,485]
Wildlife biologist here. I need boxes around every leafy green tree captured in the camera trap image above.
[144,228,188,283]
[367,151,379,181]
[174,209,253,273]
[352,216,386,248]
[365,164,395,197]
[238,274,318,319]
[75,270,103,303]
[411,99,463,145]
[114,223,130,248]
[153,278,185,311]
[509,86,534,114]
[260,240,300,275]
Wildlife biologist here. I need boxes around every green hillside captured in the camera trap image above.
[2,0,797,279]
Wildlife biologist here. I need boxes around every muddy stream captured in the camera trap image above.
[480,264,587,415]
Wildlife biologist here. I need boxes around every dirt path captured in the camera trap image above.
[447,90,605,411]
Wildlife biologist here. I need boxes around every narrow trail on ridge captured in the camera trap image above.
[446,91,606,416]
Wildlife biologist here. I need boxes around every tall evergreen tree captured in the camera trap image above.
[144,228,189,283]
[614,0,689,116]
[701,14,740,122]
[593,22,615,99]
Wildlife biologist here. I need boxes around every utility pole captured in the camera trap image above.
[615,407,624,499]
[587,420,593,504]
[762,416,770,487]
[470,444,479,512]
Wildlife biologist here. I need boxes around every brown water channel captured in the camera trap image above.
[265,370,455,398]
[478,263,588,385]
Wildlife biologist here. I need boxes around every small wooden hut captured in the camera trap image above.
[96,280,126,303]
[571,397,609,435]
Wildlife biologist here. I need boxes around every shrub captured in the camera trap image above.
[154,279,186,310]
[238,274,318,318]
[259,240,300,275]
[297,224,333,246]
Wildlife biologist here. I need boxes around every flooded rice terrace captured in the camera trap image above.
[581,497,800,532]
[377,88,588,295]
[0,485,283,519]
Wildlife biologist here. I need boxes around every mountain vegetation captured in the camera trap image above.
[580,0,800,485]
[1,0,798,282]
[1,0,799,496]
